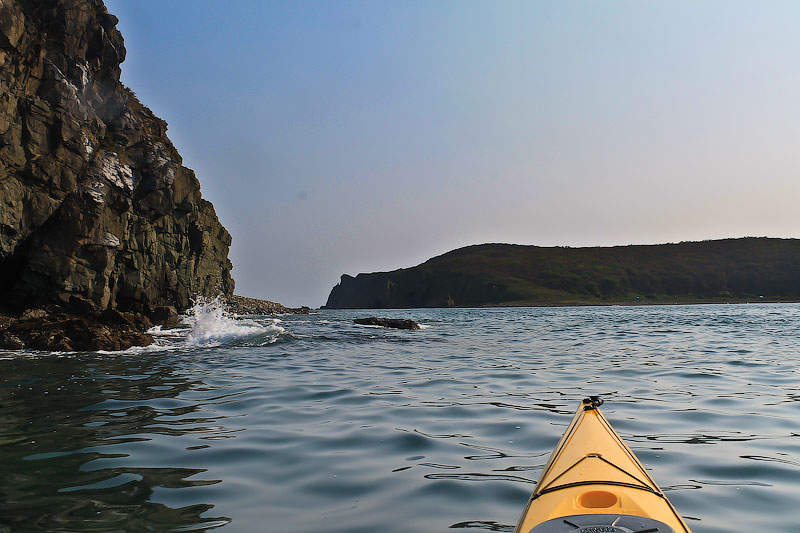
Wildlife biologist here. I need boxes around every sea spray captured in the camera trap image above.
[184,296,284,346]
[147,296,286,348]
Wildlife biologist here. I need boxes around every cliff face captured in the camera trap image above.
[326,270,461,309]
[324,238,800,308]
[0,0,233,315]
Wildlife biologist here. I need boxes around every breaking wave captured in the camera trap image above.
[150,296,287,348]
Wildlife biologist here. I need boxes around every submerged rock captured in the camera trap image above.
[353,317,420,330]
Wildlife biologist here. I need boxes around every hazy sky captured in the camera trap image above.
[105,1,800,307]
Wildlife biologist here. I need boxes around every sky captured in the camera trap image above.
[105,0,800,307]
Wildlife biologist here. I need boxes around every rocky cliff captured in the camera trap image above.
[325,238,800,308]
[0,0,233,317]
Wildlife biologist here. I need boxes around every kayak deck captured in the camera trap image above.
[514,398,692,533]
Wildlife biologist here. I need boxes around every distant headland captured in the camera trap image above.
[324,238,800,309]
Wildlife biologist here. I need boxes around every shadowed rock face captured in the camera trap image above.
[0,0,233,316]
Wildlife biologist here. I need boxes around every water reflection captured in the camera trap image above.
[0,352,229,531]
[424,472,534,484]
[450,520,514,531]
[1,304,799,533]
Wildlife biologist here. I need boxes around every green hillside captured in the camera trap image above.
[324,238,800,308]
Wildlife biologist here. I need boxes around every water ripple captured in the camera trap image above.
[1,304,799,532]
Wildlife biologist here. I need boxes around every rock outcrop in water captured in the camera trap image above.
[353,317,420,330]
[325,238,800,308]
[0,0,234,319]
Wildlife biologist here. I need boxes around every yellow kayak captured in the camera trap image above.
[514,397,692,533]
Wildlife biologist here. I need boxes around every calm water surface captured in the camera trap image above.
[1,303,799,532]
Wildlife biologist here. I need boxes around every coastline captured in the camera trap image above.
[324,298,800,311]
[0,295,309,352]
[482,297,800,308]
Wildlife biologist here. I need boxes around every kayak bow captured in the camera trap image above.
[514,397,692,533]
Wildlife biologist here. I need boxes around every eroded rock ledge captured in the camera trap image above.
[225,295,310,316]
[0,309,154,351]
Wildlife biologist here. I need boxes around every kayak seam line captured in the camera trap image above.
[537,454,592,494]
[595,410,693,533]
[596,410,661,488]
[534,407,586,489]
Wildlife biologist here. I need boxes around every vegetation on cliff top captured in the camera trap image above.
[325,238,800,308]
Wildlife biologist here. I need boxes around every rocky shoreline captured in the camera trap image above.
[225,295,310,316]
[0,2,311,353]
[0,295,309,352]
[0,308,154,351]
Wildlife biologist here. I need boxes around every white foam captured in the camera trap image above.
[183,296,283,346]
[147,296,286,349]
[3,297,289,356]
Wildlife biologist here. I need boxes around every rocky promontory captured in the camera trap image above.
[325,238,800,308]
[0,0,237,349]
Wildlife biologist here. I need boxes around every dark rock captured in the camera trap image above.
[149,305,178,327]
[225,295,310,316]
[69,295,98,314]
[0,331,24,350]
[353,317,420,330]
[101,308,135,325]
[0,310,154,352]
[100,308,152,330]
[0,0,233,316]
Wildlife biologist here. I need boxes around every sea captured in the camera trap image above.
[1,301,798,532]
